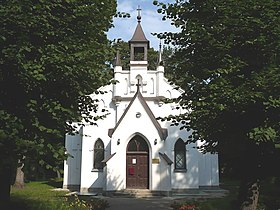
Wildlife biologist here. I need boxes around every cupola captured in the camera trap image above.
[129,6,150,63]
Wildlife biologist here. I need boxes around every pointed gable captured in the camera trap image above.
[108,87,168,140]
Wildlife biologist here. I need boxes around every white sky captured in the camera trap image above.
[107,0,178,50]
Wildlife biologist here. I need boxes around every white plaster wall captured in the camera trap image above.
[158,160,171,191]
[198,152,219,186]
[112,65,183,99]
[211,153,219,186]
[79,125,111,192]
[109,97,163,191]
[65,63,219,192]
[168,139,200,189]
[63,129,82,188]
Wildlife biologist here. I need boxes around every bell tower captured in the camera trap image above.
[129,6,149,67]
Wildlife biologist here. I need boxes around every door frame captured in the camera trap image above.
[126,134,150,189]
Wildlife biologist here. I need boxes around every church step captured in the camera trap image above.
[109,189,162,198]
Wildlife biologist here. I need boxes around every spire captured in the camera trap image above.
[129,6,149,62]
[114,50,121,66]
[158,41,163,66]
[129,6,149,44]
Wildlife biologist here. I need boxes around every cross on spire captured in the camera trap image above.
[158,40,163,65]
[137,5,141,22]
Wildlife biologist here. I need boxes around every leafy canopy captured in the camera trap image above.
[0,0,116,173]
[154,0,280,152]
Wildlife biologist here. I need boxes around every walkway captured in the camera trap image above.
[103,188,228,210]
[106,197,174,210]
[72,188,228,210]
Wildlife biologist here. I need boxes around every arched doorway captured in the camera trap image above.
[126,135,149,189]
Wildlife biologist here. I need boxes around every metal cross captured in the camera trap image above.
[137,5,141,22]
[137,5,141,16]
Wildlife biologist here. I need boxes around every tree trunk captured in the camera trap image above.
[239,178,260,210]
[0,164,13,207]
[13,160,25,189]
[56,170,61,179]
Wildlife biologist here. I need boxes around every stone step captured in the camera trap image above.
[110,189,162,198]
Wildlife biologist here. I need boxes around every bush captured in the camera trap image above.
[171,201,200,210]
[68,195,109,210]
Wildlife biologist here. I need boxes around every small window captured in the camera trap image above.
[134,47,144,60]
[174,139,186,171]
[93,139,104,170]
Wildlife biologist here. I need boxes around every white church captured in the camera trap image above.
[63,12,219,196]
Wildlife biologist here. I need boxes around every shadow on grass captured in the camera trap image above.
[45,179,63,188]
[3,198,33,210]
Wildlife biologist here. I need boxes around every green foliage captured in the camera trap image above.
[155,0,280,157]
[68,194,109,210]
[0,0,116,181]
[155,0,280,207]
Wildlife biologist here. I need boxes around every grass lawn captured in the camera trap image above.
[9,179,108,210]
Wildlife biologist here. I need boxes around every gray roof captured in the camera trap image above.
[129,22,149,43]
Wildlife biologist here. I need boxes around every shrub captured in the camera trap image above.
[171,201,200,210]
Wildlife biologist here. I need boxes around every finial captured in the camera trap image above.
[137,5,141,22]
[158,40,163,65]
[115,50,121,66]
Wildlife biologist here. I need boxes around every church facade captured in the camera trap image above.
[63,14,219,195]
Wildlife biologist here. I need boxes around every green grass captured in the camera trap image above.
[9,179,109,210]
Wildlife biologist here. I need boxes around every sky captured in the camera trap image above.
[107,0,177,50]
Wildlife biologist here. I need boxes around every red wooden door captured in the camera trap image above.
[126,136,149,189]
[126,153,149,189]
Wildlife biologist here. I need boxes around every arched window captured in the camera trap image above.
[174,139,186,171]
[165,90,171,99]
[127,135,149,152]
[136,75,143,85]
[93,139,104,170]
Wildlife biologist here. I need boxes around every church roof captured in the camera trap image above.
[108,86,168,140]
[129,22,149,43]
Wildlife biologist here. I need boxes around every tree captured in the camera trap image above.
[154,0,280,209]
[0,0,116,204]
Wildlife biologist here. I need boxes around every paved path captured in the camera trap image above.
[77,188,228,210]
[105,197,174,210]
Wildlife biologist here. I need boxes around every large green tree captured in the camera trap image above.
[154,0,280,209]
[0,0,116,204]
